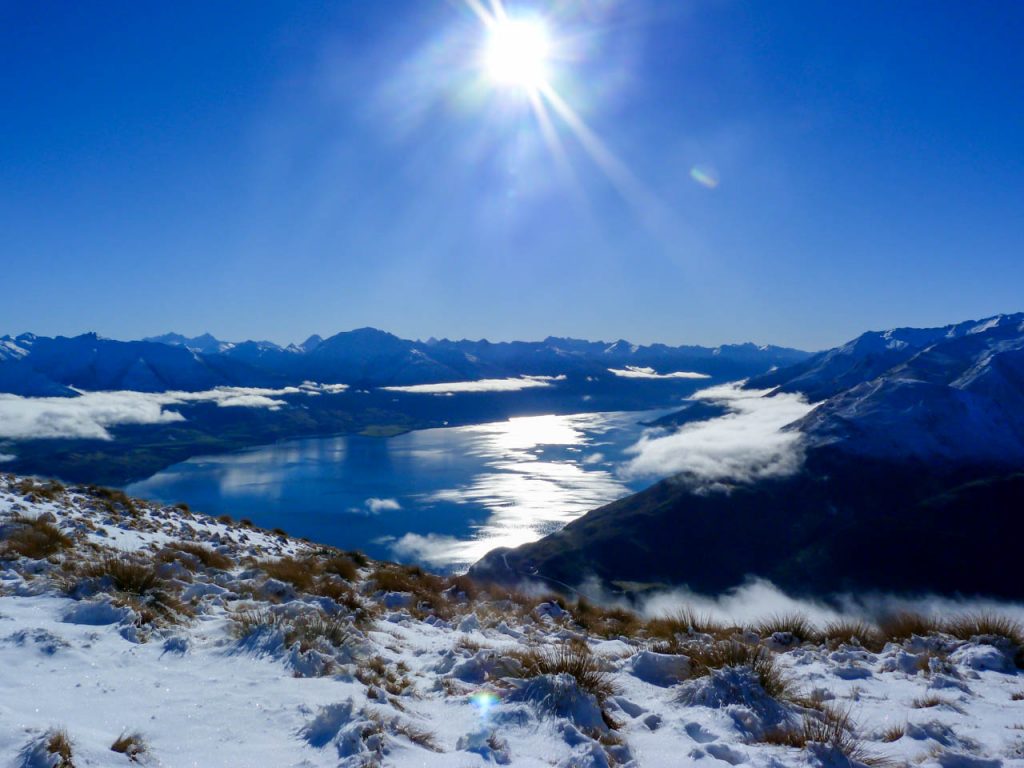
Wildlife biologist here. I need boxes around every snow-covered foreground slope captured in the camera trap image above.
[2,475,1024,767]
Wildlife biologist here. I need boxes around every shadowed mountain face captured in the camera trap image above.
[0,329,809,395]
[472,312,1024,599]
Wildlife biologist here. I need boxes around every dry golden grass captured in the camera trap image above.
[645,607,736,643]
[14,477,65,502]
[322,554,359,581]
[1,514,72,559]
[877,611,940,642]
[761,705,891,766]
[110,731,147,761]
[260,556,318,592]
[370,563,452,619]
[822,619,885,652]
[356,654,413,695]
[85,484,138,516]
[943,612,1024,646]
[912,694,964,712]
[163,541,233,570]
[83,555,187,625]
[572,598,643,638]
[392,720,442,752]
[686,640,794,701]
[876,722,906,743]
[508,643,618,702]
[46,728,75,768]
[754,612,821,644]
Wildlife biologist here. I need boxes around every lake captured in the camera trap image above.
[126,409,666,571]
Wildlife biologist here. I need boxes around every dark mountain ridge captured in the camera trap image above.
[0,328,809,396]
[472,312,1024,599]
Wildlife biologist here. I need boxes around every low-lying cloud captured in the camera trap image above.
[385,532,481,568]
[622,383,815,486]
[363,497,401,514]
[0,382,349,441]
[382,376,564,395]
[577,576,1024,627]
[608,366,710,380]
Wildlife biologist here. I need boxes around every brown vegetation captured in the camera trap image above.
[1,514,72,559]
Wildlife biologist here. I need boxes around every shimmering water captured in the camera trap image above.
[127,410,663,570]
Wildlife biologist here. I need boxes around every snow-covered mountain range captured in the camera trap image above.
[0,328,808,396]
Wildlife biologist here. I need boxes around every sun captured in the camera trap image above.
[483,17,552,89]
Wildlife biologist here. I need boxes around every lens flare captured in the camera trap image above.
[484,17,551,89]
[470,690,499,719]
[689,166,720,189]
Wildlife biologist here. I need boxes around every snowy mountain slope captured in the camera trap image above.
[749,313,1024,401]
[789,314,1024,464]
[3,475,1024,767]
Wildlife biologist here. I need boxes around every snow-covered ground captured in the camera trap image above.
[2,474,1023,767]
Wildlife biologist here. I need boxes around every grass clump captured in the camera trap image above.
[572,597,642,638]
[761,705,890,766]
[163,541,232,570]
[355,655,413,695]
[822,619,885,652]
[877,611,940,642]
[322,553,360,582]
[46,728,75,768]
[86,485,138,516]
[1,514,72,559]
[260,556,318,592]
[13,477,65,502]
[509,643,618,703]
[687,640,793,701]
[110,732,147,761]
[646,607,735,643]
[755,612,821,644]
[370,563,451,619]
[943,612,1024,646]
[84,555,186,625]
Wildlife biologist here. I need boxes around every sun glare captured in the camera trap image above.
[484,17,551,89]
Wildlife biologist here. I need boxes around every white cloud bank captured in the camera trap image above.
[608,366,710,380]
[0,383,348,441]
[622,383,816,486]
[382,376,564,395]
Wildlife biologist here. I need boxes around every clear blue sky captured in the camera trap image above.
[2,1,1022,351]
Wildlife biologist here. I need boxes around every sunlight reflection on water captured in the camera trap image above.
[127,410,664,570]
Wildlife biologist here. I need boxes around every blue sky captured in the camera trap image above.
[2,1,1022,351]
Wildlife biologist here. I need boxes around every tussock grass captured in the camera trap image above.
[14,477,65,502]
[110,731,147,761]
[46,728,75,768]
[370,563,452,619]
[876,722,905,743]
[84,555,187,625]
[912,694,964,712]
[877,611,940,641]
[232,608,354,652]
[260,556,317,592]
[943,612,1024,646]
[755,612,820,644]
[508,643,618,702]
[822,619,885,652]
[687,641,793,701]
[761,705,890,766]
[646,607,736,643]
[1,514,72,559]
[86,485,138,516]
[572,598,642,638]
[392,720,442,752]
[356,655,413,695]
[322,554,359,582]
[163,541,232,571]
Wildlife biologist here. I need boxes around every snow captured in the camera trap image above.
[2,475,1024,766]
